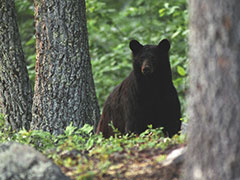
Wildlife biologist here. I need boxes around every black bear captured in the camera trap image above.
[96,39,181,138]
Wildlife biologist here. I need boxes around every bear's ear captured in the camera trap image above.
[129,40,143,54]
[157,39,170,52]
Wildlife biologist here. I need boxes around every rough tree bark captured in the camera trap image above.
[0,0,33,130]
[185,0,240,180]
[31,0,100,134]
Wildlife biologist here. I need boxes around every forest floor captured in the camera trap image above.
[0,123,187,179]
[57,143,186,180]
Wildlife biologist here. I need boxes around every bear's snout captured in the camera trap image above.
[141,60,153,75]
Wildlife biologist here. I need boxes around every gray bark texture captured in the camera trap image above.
[0,142,70,180]
[31,0,100,135]
[0,0,33,130]
[185,0,240,180]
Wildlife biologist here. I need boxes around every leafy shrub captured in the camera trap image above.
[15,0,35,87]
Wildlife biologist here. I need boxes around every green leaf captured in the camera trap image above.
[177,66,186,76]
[65,123,77,136]
[86,138,94,150]
[80,124,94,134]
[159,8,166,17]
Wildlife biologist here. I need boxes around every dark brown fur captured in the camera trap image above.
[96,39,181,138]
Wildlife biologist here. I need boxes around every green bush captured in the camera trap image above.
[15,0,35,87]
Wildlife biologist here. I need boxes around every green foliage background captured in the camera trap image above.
[16,0,188,113]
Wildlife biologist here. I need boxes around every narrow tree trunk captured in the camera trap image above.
[31,0,100,135]
[185,0,240,179]
[0,0,33,130]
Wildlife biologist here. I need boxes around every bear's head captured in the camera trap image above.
[129,39,171,80]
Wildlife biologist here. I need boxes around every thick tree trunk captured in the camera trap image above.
[31,0,100,134]
[185,0,240,180]
[0,0,33,130]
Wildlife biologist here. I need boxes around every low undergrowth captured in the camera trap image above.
[0,116,186,180]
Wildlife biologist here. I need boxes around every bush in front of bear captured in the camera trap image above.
[96,39,181,138]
